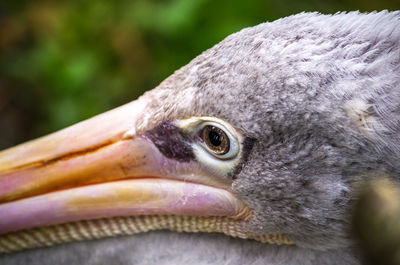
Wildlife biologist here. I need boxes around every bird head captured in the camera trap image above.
[0,11,399,253]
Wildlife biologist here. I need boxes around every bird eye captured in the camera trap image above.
[195,120,240,161]
[200,125,230,155]
[175,116,242,174]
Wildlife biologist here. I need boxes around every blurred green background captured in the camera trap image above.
[0,0,399,149]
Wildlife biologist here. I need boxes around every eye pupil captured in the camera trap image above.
[209,129,222,147]
[201,125,230,155]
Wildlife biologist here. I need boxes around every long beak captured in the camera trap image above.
[0,99,250,236]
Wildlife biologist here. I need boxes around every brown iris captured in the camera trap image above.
[201,125,230,155]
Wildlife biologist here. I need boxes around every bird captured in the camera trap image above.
[0,10,399,265]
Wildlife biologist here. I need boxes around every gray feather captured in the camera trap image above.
[2,11,399,264]
[134,10,400,250]
[0,231,359,265]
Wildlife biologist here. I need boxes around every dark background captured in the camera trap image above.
[1,0,399,149]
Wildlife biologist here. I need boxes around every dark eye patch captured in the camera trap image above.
[228,137,256,179]
[145,122,195,162]
[145,121,255,179]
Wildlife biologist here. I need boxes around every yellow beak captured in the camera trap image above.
[0,98,249,235]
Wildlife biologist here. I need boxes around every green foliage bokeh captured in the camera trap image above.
[0,0,398,149]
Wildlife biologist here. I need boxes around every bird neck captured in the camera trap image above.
[0,231,361,265]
